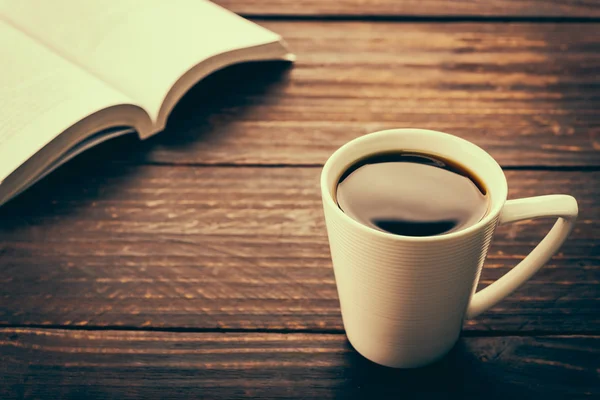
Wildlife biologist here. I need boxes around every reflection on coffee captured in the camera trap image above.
[335,152,489,237]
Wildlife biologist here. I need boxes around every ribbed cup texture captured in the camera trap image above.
[323,199,499,368]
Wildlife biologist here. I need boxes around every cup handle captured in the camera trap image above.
[465,194,578,319]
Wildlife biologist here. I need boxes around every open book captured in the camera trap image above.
[0,0,294,206]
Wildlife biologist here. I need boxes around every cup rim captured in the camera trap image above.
[321,128,508,242]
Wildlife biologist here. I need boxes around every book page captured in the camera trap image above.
[0,20,133,183]
[0,0,284,124]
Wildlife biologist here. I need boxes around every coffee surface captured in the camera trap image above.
[336,152,488,237]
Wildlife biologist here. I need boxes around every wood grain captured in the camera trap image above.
[214,0,600,18]
[98,22,598,168]
[0,164,597,332]
[1,329,599,399]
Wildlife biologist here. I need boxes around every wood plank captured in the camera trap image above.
[1,329,599,398]
[0,164,597,332]
[84,22,600,167]
[214,0,600,18]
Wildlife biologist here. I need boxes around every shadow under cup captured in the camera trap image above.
[320,129,508,368]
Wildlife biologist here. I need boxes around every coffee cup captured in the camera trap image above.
[320,128,578,368]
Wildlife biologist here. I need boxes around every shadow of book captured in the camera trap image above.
[145,59,293,160]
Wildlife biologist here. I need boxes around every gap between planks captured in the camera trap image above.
[1,324,599,338]
[104,162,600,171]
[246,15,600,23]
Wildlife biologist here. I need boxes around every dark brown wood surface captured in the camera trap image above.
[1,7,599,400]
[214,0,600,18]
[0,166,598,333]
[1,329,599,399]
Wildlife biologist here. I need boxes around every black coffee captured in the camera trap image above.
[335,152,489,237]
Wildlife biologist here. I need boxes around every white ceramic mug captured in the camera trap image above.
[321,129,578,368]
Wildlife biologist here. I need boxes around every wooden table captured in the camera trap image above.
[1,1,599,398]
